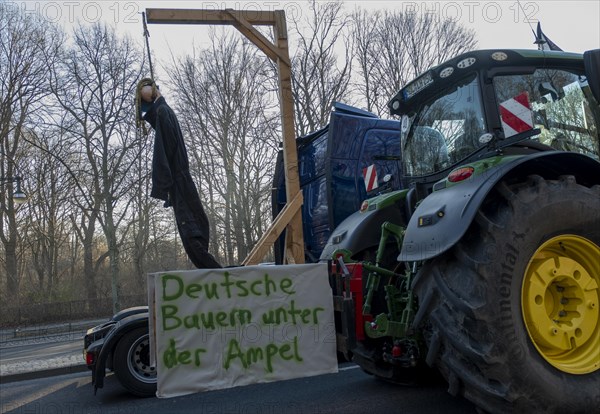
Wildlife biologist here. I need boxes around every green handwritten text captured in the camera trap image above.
[161,273,296,302]
[163,338,207,369]
[261,300,324,325]
[223,336,303,373]
[162,305,252,331]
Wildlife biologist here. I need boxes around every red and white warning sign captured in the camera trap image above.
[363,164,378,192]
[499,92,534,138]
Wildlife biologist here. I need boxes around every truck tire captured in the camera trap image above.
[113,327,157,397]
[412,175,600,413]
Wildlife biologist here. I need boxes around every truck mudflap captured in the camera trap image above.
[328,259,368,360]
[93,312,149,392]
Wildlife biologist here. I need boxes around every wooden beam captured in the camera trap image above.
[225,10,291,66]
[146,8,277,26]
[242,191,303,265]
[274,10,304,265]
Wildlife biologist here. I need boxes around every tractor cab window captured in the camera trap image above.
[493,69,600,159]
[401,73,487,176]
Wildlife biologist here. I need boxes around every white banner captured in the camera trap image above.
[149,263,337,398]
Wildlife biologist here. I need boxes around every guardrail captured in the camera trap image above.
[0,295,147,328]
[0,320,105,345]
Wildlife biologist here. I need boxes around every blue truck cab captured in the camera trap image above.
[272,102,402,262]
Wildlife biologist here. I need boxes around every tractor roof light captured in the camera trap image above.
[448,167,475,183]
[457,57,476,69]
[491,51,508,61]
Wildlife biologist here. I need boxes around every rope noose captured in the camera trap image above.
[136,12,156,136]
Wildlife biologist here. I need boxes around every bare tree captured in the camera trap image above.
[168,30,280,265]
[351,8,478,116]
[49,23,143,312]
[17,126,76,300]
[0,6,62,304]
[125,129,154,288]
[351,8,383,114]
[291,0,353,136]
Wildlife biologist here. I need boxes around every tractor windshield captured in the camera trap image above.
[401,73,487,176]
[493,69,600,159]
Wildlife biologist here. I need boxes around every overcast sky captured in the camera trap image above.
[7,0,600,84]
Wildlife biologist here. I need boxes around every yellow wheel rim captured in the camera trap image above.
[522,235,600,374]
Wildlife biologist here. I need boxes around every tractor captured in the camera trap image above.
[325,48,600,413]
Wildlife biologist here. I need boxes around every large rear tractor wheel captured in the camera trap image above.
[113,327,157,397]
[412,175,600,413]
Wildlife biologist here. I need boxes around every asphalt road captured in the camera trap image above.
[0,363,477,414]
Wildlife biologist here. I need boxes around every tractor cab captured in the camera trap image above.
[388,49,600,198]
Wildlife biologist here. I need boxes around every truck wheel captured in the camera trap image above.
[412,175,600,413]
[113,327,157,397]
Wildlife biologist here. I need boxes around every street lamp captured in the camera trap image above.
[1,176,27,204]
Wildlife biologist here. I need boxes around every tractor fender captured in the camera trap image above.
[94,311,149,390]
[399,151,600,262]
[319,190,409,261]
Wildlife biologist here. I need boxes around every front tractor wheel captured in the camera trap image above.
[412,175,600,413]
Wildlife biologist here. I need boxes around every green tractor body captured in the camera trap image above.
[325,49,600,413]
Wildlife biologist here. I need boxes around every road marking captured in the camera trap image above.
[338,364,360,372]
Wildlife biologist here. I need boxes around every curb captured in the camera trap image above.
[0,364,88,384]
